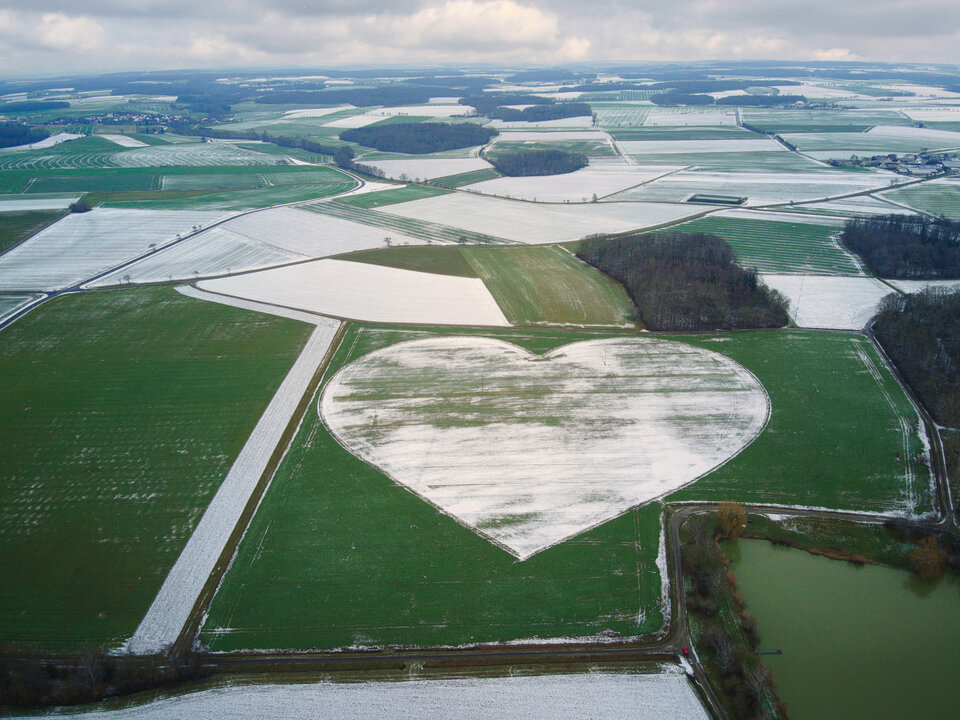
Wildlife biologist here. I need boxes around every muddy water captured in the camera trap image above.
[726,539,960,720]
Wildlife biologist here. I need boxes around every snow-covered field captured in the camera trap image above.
[611,169,897,206]
[111,143,272,167]
[644,109,738,126]
[772,83,866,99]
[900,107,960,122]
[198,259,510,326]
[25,669,708,720]
[0,196,77,211]
[361,157,492,181]
[281,105,354,119]
[98,134,148,148]
[128,314,341,654]
[368,105,469,118]
[619,138,785,155]
[865,124,960,147]
[794,195,908,216]
[0,132,83,151]
[464,165,680,202]
[324,114,385,129]
[86,206,430,286]
[0,209,228,290]
[380,193,705,243]
[760,274,895,329]
[322,336,769,559]
[487,116,595,129]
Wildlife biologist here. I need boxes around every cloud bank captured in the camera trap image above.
[0,0,957,75]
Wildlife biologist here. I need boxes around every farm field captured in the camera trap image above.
[790,194,907,217]
[666,211,860,275]
[429,167,501,188]
[458,245,635,325]
[759,274,894,329]
[784,126,960,157]
[378,192,706,244]
[462,165,680,202]
[198,259,510,326]
[21,670,709,720]
[608,168,896,207]
[879,178,960,218]
[0,293,39,322]
[608,127,756,140]
[626,151,822,171]
[0,287,314,651]
[741,109,914,133]
[617,138,786,155]
[0,209,65,255]
[642,108,739,126]
[335,184,449,208]
[591,103,651,127]
[0,208,229,290]
[200,325,669,651]
[359,158,493,181]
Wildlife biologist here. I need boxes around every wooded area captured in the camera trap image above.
[487,149,588,176]
[488,102,592,122]
[0,122,48,148]
[873,289,960,427]
[340,122,497,154]
[842,215,960,278]
[576,232,790,330]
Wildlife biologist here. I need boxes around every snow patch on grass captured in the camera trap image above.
[760,274,894,329]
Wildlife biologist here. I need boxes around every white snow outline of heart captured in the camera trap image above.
[318,335,771,560]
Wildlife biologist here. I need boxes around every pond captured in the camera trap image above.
[726,538,960,719]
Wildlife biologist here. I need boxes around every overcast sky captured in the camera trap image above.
[1,0,959,77]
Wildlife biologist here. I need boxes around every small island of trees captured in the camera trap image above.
[576,232,790,330]
[340,122,497,154]
[487,148,587,177]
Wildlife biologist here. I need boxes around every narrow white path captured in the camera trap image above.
[127,296,340,654]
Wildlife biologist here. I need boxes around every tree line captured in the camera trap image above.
[487,149,587,176]
[841,214,960,279]
[340,122,497,154]
[488,102,592,122]
[872,288,960,427]
[459,94,555,116]
[576,232,790,330]
[0,122,48,148]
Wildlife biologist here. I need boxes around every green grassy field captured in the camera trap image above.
[302,199,509,245]
[879,180,960,219]
[199,324,667,652]
[101,179,356,210]
[460,245,635,325]
[335,184,449,208]
[667,331,932,514]
[0,287,314,651]
[0,210,66,255]
[667,214,861,275]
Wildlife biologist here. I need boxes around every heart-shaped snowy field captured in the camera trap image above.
[320,336,769,560]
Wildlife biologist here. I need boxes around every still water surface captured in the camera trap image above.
[727,539,960,720]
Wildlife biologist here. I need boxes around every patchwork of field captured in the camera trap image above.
[0,209,228,290]
[360,157,493,181]
[592,103,651,128]
[0,287,313,650]
[618,138,785,155]
[463,165,680,202]
[378,193,706,244]
[790,195,908,217]
[429,168,501,188]
[878,178,960,219]
[667,211,860,275]
[608,168,896,207]
[631,151,823,172]
[459,245,635,325]
[198,259,510,326]
[200,326,668,651]
[322,336,768,558]
[24,670,709,720]
[335,184,449,208]
[668,331,932,515]
[759,274,894,329]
